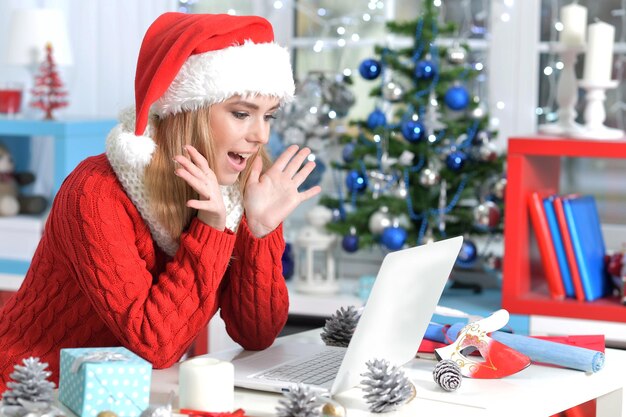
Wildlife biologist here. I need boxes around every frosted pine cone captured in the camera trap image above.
[361,358,415,413]
[433,359,462,392]
[2,357,55,405]
[275,383,321,417]
[2,357,56,417]
[320,306,360,347]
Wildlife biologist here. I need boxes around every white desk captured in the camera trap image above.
[149,329,626,417]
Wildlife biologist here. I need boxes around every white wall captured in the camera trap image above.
[0,0,177,118]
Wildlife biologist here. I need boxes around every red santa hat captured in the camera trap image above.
[112,12,295,167]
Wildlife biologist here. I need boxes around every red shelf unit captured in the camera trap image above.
[502,135,626,323]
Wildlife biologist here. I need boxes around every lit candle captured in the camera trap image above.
[583,20,615,83]
[559,2,588,46]
[179,357,234,413]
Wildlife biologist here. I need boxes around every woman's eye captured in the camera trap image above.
[232,111,248,119]
[264,114,277,121]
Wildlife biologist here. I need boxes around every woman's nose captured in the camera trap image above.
[247,117,270,145]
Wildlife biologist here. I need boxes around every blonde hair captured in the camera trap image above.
[144,107,271,240]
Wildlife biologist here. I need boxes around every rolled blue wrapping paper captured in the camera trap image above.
[424,322,448,343]
[447,322,605,373]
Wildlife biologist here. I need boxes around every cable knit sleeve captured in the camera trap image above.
[51,160,236,368]
[219,216,289,350]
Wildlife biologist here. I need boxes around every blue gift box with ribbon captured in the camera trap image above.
[58,347,152,417]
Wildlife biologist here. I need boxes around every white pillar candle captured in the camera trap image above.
[178,358,234,413]
[559,2,587,46]
[583,21,616,83]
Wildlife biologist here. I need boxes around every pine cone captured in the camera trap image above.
[275,383,321,417]
[433,359,462,392]
[320,306,360,347]
[360,358,415,413]
[2,357,55,407]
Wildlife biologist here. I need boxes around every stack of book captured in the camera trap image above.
[527,192,611,301]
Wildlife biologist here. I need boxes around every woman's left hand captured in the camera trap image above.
[244,145,321,238]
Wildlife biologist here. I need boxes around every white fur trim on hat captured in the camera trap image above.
[153,41,295,117]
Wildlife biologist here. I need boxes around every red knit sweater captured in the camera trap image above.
[0,154,289,391]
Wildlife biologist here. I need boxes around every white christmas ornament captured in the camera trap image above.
[368,206,392,235]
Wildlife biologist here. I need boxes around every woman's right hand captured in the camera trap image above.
[173,145,226,231]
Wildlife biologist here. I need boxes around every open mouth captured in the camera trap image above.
[227,152,253,170]
[228,152,245,164]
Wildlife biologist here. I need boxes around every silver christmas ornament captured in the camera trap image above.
[369,206,392,235]
[493,177,507,200]
[419,167,440,187]
[447,44,467,65]
[423,92,446,132]
[393,179,408,199]
[394,213,411,229]
[473,201,501,230]
[398,150,415,166]
[478,141,498,162]
[382,80,405,102]
[326,77,356,118]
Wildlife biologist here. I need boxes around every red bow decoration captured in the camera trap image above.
[179,409,247,417]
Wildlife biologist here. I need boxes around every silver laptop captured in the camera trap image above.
[212,236,463,396]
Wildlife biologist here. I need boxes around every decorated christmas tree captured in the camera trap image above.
[319,0,505,272]
[30,43,69,120]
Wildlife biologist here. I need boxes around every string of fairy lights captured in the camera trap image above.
[176,0,624,131]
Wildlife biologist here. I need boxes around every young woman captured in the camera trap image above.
[0,12,320,390]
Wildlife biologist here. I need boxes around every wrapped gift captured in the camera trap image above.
[58,347,152,417]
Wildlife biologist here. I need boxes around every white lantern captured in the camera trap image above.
[294,205,339,294]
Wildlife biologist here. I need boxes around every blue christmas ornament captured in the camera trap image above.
[345,170,368,193]
[359,58,382,80]
[342,232,359,253]
[446,150,468,171]
[366,108,387,129]
[342,142,356,163]
[299,158,326,191]
[414,59,437,80]
[281,243,295,280]
[444,85,470,111]
[381,226,407,251]
[401,119,425,143]
[456,240,478,268]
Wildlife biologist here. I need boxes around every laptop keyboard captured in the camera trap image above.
[253,348,346,385]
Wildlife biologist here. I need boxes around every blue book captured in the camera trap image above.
[543,196,575,298]
[562,195,608,301]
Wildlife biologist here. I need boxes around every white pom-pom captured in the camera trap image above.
[106,125,156,169]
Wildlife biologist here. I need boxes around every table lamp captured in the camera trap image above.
[6,8,73,69]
